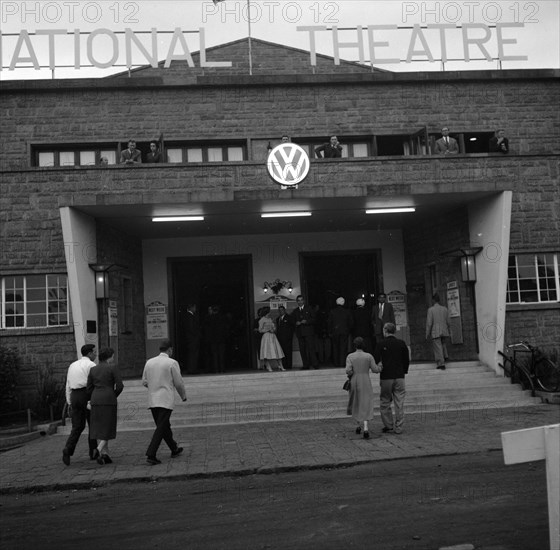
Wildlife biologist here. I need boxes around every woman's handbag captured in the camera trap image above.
[343,378,351,391]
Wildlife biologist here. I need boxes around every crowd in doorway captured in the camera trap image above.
[181,292,450,375]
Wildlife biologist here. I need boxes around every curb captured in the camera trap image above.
[0,431,43,452]
[0,447,503,496]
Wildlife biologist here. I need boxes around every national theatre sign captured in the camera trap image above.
[1,23,528,72]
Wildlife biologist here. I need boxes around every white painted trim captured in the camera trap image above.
[59,207,98,357]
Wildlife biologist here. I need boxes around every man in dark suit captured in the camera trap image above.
[185,303,200,374]
[120,139,142,164]
[328,297,354,368]
[372,293,396,348]
[314,135,343,158]
[276,306,295,369]
[374,323,410,435]
[290,295,318,369]
[489,129,509,154]
[352,298,373,353]
[207,305,229,373]
[434,127,459,155]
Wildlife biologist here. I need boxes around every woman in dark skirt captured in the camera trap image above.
[86,348,123,464]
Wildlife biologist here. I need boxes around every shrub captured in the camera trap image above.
[0,346,22,413]
[35,360,66,420]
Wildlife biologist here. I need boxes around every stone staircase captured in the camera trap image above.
[57,361,542,433]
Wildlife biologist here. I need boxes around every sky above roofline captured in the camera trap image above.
[1,1,558,80]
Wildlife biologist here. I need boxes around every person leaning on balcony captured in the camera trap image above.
[489,129,509,154]
[120,139,142,164]
[315,135,343,158]
[434,127,459,155]
[146,141,162,163]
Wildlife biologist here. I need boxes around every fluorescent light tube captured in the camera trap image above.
[152,216,204,222]
[365,208,415,214]
[261,212,312,218]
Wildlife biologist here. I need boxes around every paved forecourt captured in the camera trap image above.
[1,404,558,494]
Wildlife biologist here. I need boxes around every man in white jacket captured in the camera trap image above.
[142,340,187,464]
[426,294,451,370]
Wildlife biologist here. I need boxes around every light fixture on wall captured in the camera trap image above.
[440,247,483,283]
[89,264,127,299]
[460,250,480,282]
[263,279,293,294]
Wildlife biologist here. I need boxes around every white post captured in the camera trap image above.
[247,0,253,75]
[502,424,560,550]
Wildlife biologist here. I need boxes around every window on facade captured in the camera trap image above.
[376,129,429,156]
[1,274,69,328]
[427,131,496,154]
[165,142,247,163]
[38,151,55,167]
[507,253,560,304]
[34,147,118,167]
[296,138,371,159]
[462,132,495,153]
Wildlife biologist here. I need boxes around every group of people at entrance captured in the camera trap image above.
[252,293,400,373]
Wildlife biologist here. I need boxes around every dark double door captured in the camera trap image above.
[170,256,253,372]
[170,251,380,373]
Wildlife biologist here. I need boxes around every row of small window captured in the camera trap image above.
[36,146,246,167]
[34,142,368,167]
[1,275,68,329]
[506,253,560,304]
[32,131,494,167]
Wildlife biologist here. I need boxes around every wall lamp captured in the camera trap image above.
[263,279,293,294]
[440,247,483,283]
[89,264,126,299]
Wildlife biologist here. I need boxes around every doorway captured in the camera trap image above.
[300,250,380,367]
[169,255,253,373]
[301,251,381,312]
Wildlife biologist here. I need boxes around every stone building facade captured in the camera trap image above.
[1,38,559,401]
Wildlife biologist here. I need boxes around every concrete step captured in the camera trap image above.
[57,361,540,433]
[57,396,541,433]
[119,362,491,387]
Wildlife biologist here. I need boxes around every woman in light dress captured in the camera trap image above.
[258,307,285,372]
[345,337,382,439]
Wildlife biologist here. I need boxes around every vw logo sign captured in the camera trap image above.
[267,143,310,187]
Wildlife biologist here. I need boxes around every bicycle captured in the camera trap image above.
[498,341,560,395]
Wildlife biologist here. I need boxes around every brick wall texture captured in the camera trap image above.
[1,39,559,396]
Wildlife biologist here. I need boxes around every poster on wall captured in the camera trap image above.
[108,306,118,337]
[387,291,407,328]
[446,281,463,344]
[146,301,168,340]
[447,283,461,318]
